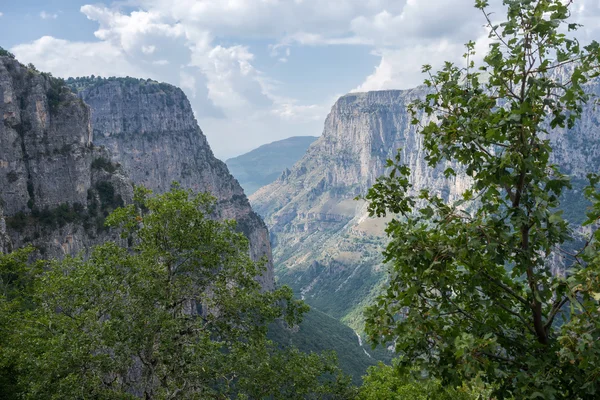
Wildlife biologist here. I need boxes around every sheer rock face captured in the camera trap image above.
[252,88,470,223]
[0,203,10,253]
[77,80,274,289]
[0,59,273,290]
[0,56,132,259]
[250,81,600,328]
[0,58,93,214]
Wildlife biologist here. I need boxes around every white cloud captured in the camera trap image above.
[192,44,270,114]
[0,12,4,18]
[40,11,58,20]
[10,0,600,158]
[141,45,156,54]
[179,70,197,98]
[80,5,184,53]
[137,0,406,39]
[12,36,146,78]
[355,33,491,91]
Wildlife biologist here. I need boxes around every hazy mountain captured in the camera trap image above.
[226,136,318,195]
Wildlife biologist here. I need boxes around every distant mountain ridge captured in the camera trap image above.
[226,136,318,195]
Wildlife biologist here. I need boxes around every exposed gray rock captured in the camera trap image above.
[251,79,600,330]
[0,203,10,253]
[74,78,274,289]
[0,56,132,259]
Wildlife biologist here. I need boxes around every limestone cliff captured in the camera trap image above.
[0,203,10,253]
[71,77,274,289]
[0,55,132,259]
[250,80,600,330]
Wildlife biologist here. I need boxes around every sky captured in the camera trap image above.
[1,0,599,159]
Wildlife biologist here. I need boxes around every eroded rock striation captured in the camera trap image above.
[251,80,600,330]
[72,77,274,289]
[0,56,132,259]
[0,58,273,291]
[0,203,10,253]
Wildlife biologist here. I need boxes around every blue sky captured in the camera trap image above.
[2,0,600,159]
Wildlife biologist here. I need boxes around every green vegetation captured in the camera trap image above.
[43,73,70,113]
[6,180,123,235]
[269,307,391,385]
[92,157,120,174]
[0,187,354,399]
[66,76,176,95]
[364,0,600,398]
[7,202,87,232]
[358,362,487,400]
[0,46,15,59]
[279,259,383,322]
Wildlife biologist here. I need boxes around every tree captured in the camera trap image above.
[364,0,600,398]
[1,186,353,399]
[0,46,15,59]
[358,361,481,400]
[0,247,40,400]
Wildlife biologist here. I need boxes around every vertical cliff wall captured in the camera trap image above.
[250,79,600,330]
[73,78,274,289]
[0,56,132,258]
[0,203,10,253]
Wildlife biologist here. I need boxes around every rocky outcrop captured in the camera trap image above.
[72,77,274,289]
[250,79,600,330]
[0,203,10,253]
[0,56,132,259]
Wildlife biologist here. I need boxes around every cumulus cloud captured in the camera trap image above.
[80,5,184,53]
[179,70,197,98]
[9,0,600,158]
[141,45,156,54]
[355,32,492,91]
[137,0,406,39]
[40,11,58,20]
[12,36,146,78]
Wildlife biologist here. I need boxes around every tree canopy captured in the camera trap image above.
[364,0,600,398]
[0,186,353,399]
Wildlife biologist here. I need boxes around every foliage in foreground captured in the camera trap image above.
[0,186,354,399]
[365,0,600,399]
[358,360,490,400]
